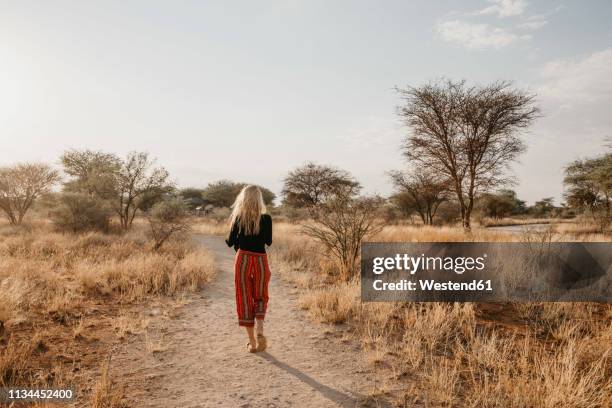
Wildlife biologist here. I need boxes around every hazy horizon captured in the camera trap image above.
[2,0,611,205]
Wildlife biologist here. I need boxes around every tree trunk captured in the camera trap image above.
[459,204,468,229]
[4,209,18,225]
[463,210,471,230]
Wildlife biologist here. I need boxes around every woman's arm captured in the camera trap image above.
[225,222,238,250]
[264,214,272,246]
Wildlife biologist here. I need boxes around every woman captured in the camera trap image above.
[225,185,272,353]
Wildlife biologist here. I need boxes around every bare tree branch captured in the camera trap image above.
[396,79,539,229]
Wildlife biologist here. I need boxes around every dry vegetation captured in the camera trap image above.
[266,220,611,407]
[191,218,228,236]
[477,217,565,227]
[0,217,215,407]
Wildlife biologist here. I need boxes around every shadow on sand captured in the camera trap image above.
[257,352,372,407]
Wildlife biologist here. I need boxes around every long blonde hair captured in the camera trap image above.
[229,185,266,235]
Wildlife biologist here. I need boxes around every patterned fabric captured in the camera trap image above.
[234,249,271,327]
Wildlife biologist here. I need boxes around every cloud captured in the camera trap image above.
[434,0,560,50]
[340,115,404,149]
[518,16,547,30]
[512,48,612,205]
[479,0,528,18]
[534,48,612,146]
[435,20,529,50]
[538,48,612,102]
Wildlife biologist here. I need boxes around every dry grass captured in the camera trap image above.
[0,218,215,405]
[90,361,126,408]
[553,220,612,238]
[298,283,358,323]
[373,224,518,242]
[0,227,215,317]
[190,217,227,235]
[477,217,567,227]
[268,219,612,407]
[0,337,33,387]
[144,332,169,354]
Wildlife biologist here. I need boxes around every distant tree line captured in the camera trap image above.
[179,180,275,211]
[2,79,607,258]
[0,149,281,249]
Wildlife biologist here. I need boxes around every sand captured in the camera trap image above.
[112,235,380,408]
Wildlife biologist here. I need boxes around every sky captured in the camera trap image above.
[1,0,611,205]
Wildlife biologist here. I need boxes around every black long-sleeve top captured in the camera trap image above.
[225,214,272,253]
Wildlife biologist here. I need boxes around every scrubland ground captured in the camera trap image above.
[0,218,215,407]
[110,235,377,408]
[1,216,610,407]
[267,221,612,407]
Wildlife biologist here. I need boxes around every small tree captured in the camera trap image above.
[302,194,383,281]
[115,152,173,230]
[60,149,120,199]
[564,152,611,223]
[397,79,539,229]
[282,162,361,207]
[529,197,555,217]
[477,189,525,219]
[60,149,173,230]
[0,163,60,224]
[147,199,190,251]
[388,169,449,225]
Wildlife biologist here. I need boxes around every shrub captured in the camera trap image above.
[147,198,190,251]
[302,195,383,281]
[51,193,112,232]
[207,206,231,222]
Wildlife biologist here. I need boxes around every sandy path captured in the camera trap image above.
[113,235,380,408]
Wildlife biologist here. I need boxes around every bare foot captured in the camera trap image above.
[256,334,267,352]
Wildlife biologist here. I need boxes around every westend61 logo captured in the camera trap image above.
[372,253,487,275]
[361,242,612,303]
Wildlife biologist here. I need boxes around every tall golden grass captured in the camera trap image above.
[477,217,567,227]
[0,219,215,405]
[268,220,611,407]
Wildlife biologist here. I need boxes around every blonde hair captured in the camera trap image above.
[229,185,266,235]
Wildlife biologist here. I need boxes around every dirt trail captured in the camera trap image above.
[113,235,379,408]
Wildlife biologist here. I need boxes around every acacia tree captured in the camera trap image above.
[282,162,361,207]
[388,169,449,225]
[115,152,173,229]
[564,153,611,215]
[0,163,60,224]
[477,189,526,219]
[564,151,611,229]
[58,150,120,232]
[60,149,121,199]
[530,197,556,217]
[282,163,379,280]
[397,80,539,229]
[60,150,173,230]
